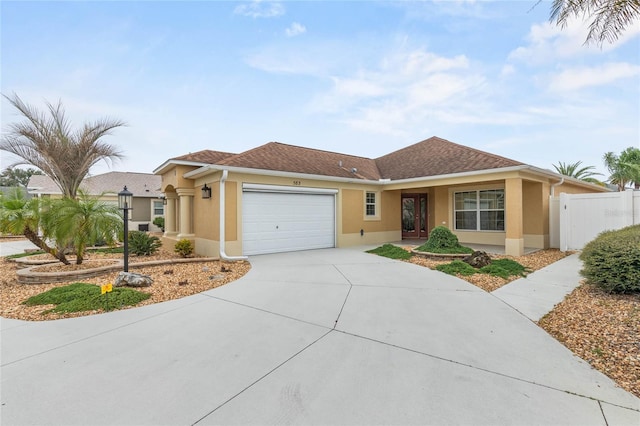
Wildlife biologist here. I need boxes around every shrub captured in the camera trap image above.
[579,225,640,293]
[416,226,474,254]
[366,244,412,260]
[153,216,165,232]
[436,260,476,276]
[174,238,194,257]
[128,230,162,256]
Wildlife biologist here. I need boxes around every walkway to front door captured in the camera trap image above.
[402,194,428,239]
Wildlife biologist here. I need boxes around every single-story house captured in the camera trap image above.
[27,172,165,232]
[154,136,609,258]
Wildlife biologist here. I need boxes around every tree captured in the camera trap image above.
[0,93,125,199]
[0,166,43,187]
[550,0,640,45]
[603,147,640,191]
[552,160,605,185]
[0,188,70,264]
[50,191,123,264]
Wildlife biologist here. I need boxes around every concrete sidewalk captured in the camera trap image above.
[492,252,584,321]
[1,247,638,425]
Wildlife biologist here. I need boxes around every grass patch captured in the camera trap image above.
[479,258,530,279]
[366,244,412,260]
[436,260,477,276]
[437,258,529,279]
[5,250,46,259]
[23,283,150,314]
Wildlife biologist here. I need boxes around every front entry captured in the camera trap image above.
[402,194,428,239]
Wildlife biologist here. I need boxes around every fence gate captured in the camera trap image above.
[555,189,639,251]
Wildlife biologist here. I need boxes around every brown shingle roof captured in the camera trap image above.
[169,137,526,181]
[172,149,236,164]
[375,137,525,180]
[216,142,382,180]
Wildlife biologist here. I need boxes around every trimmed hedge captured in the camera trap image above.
[579,225,640,293]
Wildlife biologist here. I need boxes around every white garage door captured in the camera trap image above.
[242,185,337,255]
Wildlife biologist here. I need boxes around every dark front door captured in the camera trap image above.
[402,194,428,239]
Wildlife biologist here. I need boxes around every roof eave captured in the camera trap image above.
[184,164,380,185]
[153,159,212,175]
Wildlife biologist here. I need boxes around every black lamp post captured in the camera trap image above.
[118,186,133,272]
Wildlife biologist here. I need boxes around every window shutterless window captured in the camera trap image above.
[454,190,504,231]
[153,201,164,216]
[365,192,376,216]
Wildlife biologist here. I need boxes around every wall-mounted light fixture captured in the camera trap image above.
[202,183,212,199]
[159,196,167,205]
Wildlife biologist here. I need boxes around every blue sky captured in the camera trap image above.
[2,1,639,180]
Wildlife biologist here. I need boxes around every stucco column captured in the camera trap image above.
[505,178,524,256]
[164,193,178,237]
[176,188,195,239]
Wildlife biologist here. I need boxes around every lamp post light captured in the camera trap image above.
[118,186,133,272]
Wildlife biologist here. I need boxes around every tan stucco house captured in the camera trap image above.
[154,136,608,258]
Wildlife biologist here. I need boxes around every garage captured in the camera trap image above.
[242,184,337,255]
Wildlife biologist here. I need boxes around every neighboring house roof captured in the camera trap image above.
[27,172,162,198]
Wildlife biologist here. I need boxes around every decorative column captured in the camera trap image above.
[505,178,524,256]
[176,188,195,239]
[164,193,178,237]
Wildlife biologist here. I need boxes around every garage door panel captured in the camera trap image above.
[242,191,336,255]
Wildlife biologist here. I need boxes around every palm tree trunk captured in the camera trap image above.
[23,226,70,265]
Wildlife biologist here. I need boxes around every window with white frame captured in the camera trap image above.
[365,191,377,217]
[454,189,504,231]
[153,200,164,216]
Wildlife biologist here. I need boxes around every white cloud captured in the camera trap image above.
[234,1,284,18]
[285,22,306,37]
[509,16,640,65]
[549,62,640,91]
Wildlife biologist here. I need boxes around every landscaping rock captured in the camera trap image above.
[114,272,154,287]
[463,251,491,268]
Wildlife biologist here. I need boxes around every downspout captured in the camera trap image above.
[219,170,248,261]
[550,177,565,197]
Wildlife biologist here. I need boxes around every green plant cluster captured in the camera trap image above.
[579,225,640,293]
[174,238,194,257]
[128,230,162,256]
[366,243,412,260]
[436,258,529,279]
[415,226,474,254]
[23,283,150,314]
[153,216,165,231]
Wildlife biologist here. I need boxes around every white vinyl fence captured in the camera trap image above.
[550,189,640,251]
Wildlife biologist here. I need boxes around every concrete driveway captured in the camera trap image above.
[1,247,638,425]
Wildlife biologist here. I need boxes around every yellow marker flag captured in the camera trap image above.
[101,284,107,294]
[106,283,113,293]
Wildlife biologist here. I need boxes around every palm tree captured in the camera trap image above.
[51,191,123,264]
[603,147,640,191]
[0,93,125,199]
[551,0,640,45]
[552,161,604,185]
[0,188,70,264]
